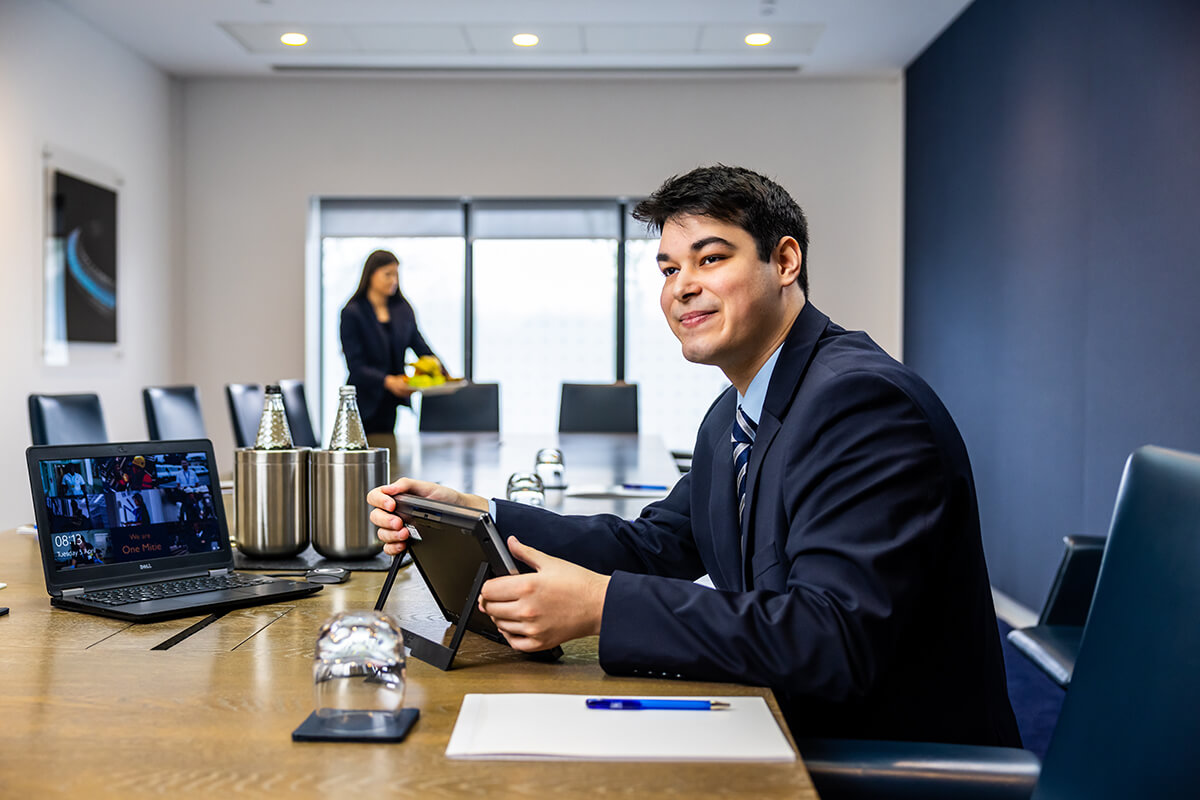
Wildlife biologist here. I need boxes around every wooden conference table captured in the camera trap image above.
[0,434,819,798]
[382,431,686,518]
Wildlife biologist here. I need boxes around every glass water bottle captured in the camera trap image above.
[328,386,368,450]
[254,384,295,449]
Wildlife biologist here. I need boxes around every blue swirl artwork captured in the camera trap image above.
[52,170,117,343]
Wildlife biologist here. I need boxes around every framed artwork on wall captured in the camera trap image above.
[42,147,121,365]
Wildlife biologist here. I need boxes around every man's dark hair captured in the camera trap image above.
[632,165,809,296]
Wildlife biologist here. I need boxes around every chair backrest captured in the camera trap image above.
[225,383,264,448]
[1033,445,1200,799]
[1038,534,1106,626]
[419,383,501,432]
[143,385,207,441]
[28,393,108,446]
[278,379,319,448]
[558,382,639,433]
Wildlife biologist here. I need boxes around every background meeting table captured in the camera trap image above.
[0,432,817,798]
[393,432,683,518]
[221,433,683,535]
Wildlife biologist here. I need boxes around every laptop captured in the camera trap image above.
[26,438,322,622]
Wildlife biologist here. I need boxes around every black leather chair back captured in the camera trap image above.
[143,385,207,441]
[558,383,639,433]
[1006,534,1107,687]
[278,379,319,448]
[1033,445,1200,799]
[800,447,1200,800]
[419,383,501,432]
[226,383,264,448]
[1038,535,1106,626]
[28,393,108,446]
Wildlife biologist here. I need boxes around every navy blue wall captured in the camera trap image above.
[905,0,1200,608]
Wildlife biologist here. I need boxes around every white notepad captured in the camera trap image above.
[445,693,796,762]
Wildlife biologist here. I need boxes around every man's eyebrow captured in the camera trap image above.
[656,236,736,262]
[690,236,735,251]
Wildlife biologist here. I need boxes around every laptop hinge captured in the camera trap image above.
[62,587,86,597]
[209,567,230,577]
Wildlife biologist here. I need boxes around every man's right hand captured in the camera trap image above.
[368,478,489,556]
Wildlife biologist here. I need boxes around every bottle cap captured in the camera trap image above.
[265,384,281,393]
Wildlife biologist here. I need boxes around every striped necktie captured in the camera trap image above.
[731,405,758,526]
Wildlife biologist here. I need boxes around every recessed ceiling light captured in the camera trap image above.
[745,33,772,47]
[512,33,540,47]
[280,32,308,46]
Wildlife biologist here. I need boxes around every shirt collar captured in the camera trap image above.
[736,344,783,425]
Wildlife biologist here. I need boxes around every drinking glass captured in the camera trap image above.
[534,448,566,489]
[506,472,546,506]
[313,610,406,732]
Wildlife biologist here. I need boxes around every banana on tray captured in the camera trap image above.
[405,356,446,388]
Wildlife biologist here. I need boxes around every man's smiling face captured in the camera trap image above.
[657,214,794,385]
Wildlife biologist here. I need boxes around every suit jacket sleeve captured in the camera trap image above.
[407,324,436,361]
[340,303,388,421]
[497,370,954,703]
[495,475,706,579]
[397,299,437,362]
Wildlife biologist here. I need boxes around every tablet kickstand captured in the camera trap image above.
[389,560,489,671]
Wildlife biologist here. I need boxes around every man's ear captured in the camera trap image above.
[773,236,803,287]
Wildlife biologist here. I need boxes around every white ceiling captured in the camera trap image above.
[53,0,974,78]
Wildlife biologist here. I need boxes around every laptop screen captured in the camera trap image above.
[34,448,224,574]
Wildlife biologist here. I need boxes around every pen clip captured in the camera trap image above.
[586,698,637,709]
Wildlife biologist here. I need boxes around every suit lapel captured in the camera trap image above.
[740,409,780,580]
[708,414,743,590]
[740,302,830,587]
[353,300,391,354]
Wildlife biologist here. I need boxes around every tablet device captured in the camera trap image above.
[392,494,518,645]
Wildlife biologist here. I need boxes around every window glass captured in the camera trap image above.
[472,239,616,433]
[320,199,464,237]
[471,200,621,239]
[320,237,465,440]
[315,200,729,451]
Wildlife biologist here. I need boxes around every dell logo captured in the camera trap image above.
[139,563,152,570]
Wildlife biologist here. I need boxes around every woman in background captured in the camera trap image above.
[340,249,443,463]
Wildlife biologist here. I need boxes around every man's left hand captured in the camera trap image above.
[478,537,610,652]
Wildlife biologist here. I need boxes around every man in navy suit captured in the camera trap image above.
[369,166,1021,747]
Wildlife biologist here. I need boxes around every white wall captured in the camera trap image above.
[182,75,903,461]
[0,0,178,528]
[0,7,902,527]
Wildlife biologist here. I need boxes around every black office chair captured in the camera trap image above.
[225,383,264,448]
[800,445,1200,800]
[278,379,320,448]
[670,450,693,474]
[1006,535,1106,687]
[419,383,501,432]
[28,393,109,446]
[143,385,207,441]
[558,382,639,433]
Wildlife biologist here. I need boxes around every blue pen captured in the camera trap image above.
[621,483,669,491]
[586,698,730,710]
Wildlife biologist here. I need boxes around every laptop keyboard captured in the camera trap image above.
[79,573,276,606]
